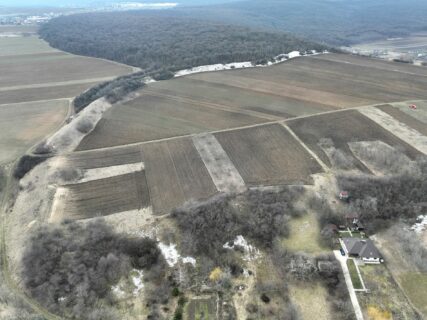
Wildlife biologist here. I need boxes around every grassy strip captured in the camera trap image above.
[347,259,363,289]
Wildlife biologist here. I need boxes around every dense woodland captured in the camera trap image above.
[177,0,427,45]
[40,12,327,73]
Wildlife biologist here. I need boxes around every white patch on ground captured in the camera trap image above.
[77,162,144,183]
[111,284,126,298]
[411,215,427,233]
[192,133,246,194]
[131,269,144,295]
[158,242,180,266]
[158,242,197,267]
[359,107,427,155]
[174,50,321,77]
[45,98,112,153]
[49,187,69,223]
[223,235,260,261]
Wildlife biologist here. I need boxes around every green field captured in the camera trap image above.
[347,259,363,289]
[185,297,217,320]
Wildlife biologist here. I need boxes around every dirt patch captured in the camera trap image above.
[192,133,246,193]
[78,163,144,183]
[359,107,427,155]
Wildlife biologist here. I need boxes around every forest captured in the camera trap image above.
[40,12,328,74]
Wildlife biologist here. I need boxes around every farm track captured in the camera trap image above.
[142,90,282,121]
[70,100,409,156]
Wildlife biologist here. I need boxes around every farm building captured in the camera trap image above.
[342,238,383,264]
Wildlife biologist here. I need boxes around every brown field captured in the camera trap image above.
[77,93,265,150]
[142,138,218,214]
[0,81,101,105]
[215,124,322,186]
[66,145,142,170]
[376,104,427,136]
[61,171,150,220]
[0,99,69,164]
[0,51,131,88]
[287,110,422,168]
[77,53,427,151]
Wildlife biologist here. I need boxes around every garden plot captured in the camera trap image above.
[51,171,150,221]
[287,110,422,169]
[390,100,427,124]
[142,138,218,214]
[215,124,323,186]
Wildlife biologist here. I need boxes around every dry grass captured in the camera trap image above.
[290,283,332,320]
[282,211,328,254]
[376,104,427,136]
[399,273,427,317]
[215,124,322,186]
[357,264,419,319]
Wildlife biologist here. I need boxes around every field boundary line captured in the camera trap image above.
[0,97,73,109]
[281,124,329,172]
[142,90,281,121]
[0,76,118,92]
[68,100,419,156]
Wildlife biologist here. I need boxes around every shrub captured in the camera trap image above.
[14,155,49,179]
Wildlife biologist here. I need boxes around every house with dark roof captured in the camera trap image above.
[342,238,383,264]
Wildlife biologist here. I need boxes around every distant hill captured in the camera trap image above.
[40,11,328,75]
[175,0,427,45]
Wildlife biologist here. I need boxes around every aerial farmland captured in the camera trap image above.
[2,36,427,319]
[0,25,134,166]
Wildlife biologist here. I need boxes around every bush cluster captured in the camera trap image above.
[22,220,162,319]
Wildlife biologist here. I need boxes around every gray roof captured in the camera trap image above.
[342,238,382,259]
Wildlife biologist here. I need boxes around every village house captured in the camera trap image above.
[342,238,383,264]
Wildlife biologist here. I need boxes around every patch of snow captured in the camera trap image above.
[411,215,427,233]
[174,50,322,77]
[288,51,301,59]
[223,235,260,261]
[131,269,144,295]
[159,242,180,266]
[112,284,126,297]
[78,162,144,183]
[182,256,196,267]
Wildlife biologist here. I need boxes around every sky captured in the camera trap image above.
[0,0,238,7]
